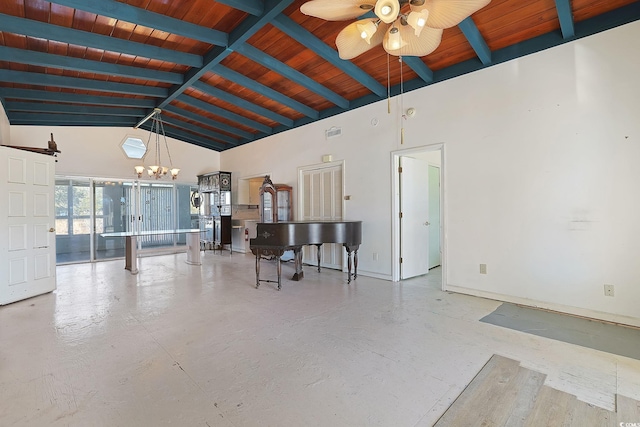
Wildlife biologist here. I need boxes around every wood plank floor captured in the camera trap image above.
[434,355,640,427]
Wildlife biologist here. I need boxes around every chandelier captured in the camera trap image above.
[300,0,490,59]
[133,108,180,180]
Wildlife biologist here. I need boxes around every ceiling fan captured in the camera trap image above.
[300,0,491,59]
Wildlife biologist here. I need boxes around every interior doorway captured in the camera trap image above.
[391,145,444,284]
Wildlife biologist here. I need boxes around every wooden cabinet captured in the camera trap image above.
[275,184,292,221]
[259,176,293,222]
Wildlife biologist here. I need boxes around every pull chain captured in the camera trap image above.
[400,56,404,145]
[387,53,391,114]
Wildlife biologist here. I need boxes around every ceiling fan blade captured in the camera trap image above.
[384,23,443,57]
[300,0,376,21]
[411,0,491,29]
[336,20,387,60]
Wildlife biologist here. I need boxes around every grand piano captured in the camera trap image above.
[249,221,362,290]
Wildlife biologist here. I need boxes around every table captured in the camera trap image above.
[100,229,201,275]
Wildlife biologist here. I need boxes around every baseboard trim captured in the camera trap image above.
[354,270,392,281]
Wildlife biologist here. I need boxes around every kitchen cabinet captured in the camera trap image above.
[236,176,263,205]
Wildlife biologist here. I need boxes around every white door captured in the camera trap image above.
[428,165,441,269]
[1,146,56,305]
[400,156,430,279]
[299,162,343,269]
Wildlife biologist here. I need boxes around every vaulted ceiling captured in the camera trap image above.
[0,0,638,152]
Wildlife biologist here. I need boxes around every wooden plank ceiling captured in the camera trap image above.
[0,0,638,152]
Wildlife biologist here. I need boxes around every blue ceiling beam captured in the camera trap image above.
[215,65,319,119]
[236,43,350,109]
[0,13,202,67]
[8,112,136,126]
[192,81,294,127]
[157,1,294,109]
[163,105,255,140]
[5,102,147,117]
[402,57,434,83]
[272,15,387,98]
[0,89,157,109]
[555,0,575,39]
[157,46,233,109]
[0,70,167,97]
[216,0,264,16]
[48,0,228,46]
[159,115,240,146]
[0,46,183,85]
[140,122,230,151]
[176,94,272,134]
[458,17,492,65]
[227,0,295,46]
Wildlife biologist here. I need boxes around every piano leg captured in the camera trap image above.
[315,244,322,272]
[255,251,261,288]
[346,248,353,284]
[291,247,304,281]
[344,244,360,284]
[354,249,358,279]
[276,255,282,291]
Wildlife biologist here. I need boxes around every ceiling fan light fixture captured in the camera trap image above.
[384,26,408,51]
[407,9,429,36]
[374,0,400,24]
[336,19,387,59]
[356,19,379,44]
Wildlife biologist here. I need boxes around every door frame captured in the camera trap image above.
[391,144,446,287]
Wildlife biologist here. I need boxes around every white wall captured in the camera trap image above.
[221,21,640,326]
[0,103,10,145]
[9,125,220,183]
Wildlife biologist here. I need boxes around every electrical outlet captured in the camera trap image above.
[604,284,615,297]
[480,264,487,274]
[373,252,378,261]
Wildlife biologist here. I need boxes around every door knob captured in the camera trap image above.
[49,227,55,232]
[424,221,430,226]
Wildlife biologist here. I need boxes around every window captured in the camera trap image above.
[121,136,146,159]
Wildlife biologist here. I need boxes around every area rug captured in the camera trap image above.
[480,303,640,360]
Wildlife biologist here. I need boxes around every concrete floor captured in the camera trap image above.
[1,251,639,426]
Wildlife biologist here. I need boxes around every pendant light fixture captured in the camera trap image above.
[133,108,180,180]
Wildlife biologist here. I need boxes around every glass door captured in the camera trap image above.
[93,179,136,261]
[55,178,92,264]
[56,177,195,263]
[138,182,174,250]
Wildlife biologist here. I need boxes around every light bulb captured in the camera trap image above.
[384,26,407,51]
[407,9,429,37]
[374,0,400,24]
[356,20,378,44]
